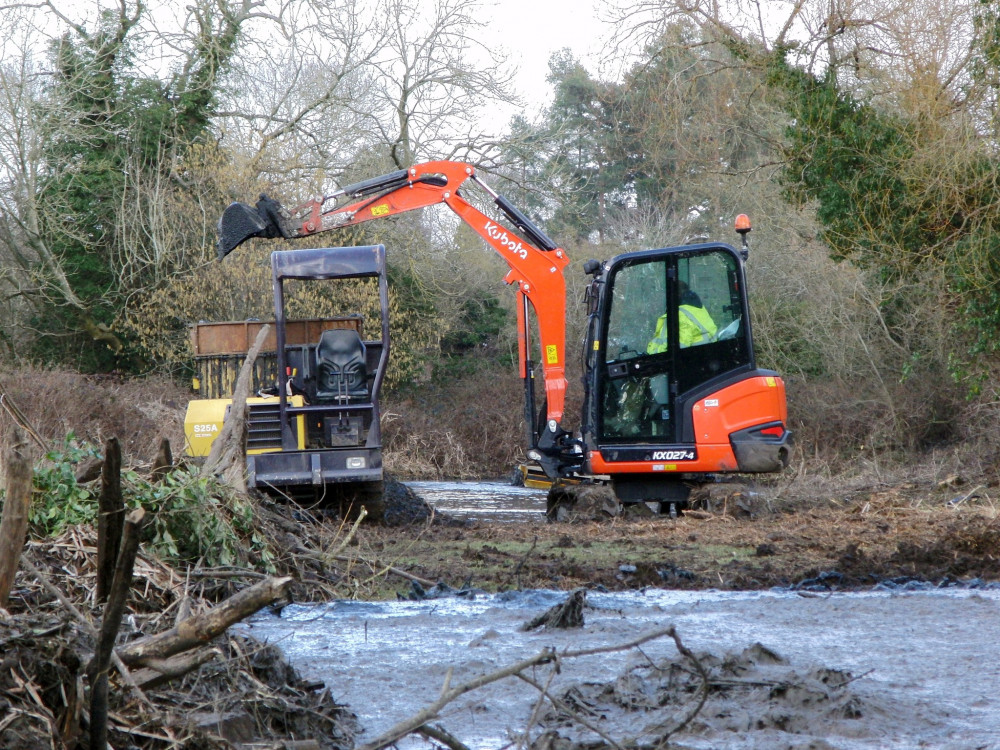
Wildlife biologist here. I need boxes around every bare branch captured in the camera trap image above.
[356,627,682,750]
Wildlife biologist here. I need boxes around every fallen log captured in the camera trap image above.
[204,325,270,492]
[117,576,293,667]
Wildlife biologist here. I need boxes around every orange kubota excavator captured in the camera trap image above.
[217,160,791,513]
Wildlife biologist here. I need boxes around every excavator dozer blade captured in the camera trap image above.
[218,201,270,260]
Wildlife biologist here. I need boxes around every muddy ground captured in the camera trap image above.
[3,468,999,749]
[268,474,1000,749]
[356,478,1000,599]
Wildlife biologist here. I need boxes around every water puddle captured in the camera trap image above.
[406,480,547,523]
[242,587,1000,749]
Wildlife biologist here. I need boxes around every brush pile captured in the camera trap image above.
[1,523,360,749]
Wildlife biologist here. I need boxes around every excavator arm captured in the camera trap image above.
[218,161,577,476]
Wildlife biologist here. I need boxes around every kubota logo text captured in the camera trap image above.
[485,221,528,259]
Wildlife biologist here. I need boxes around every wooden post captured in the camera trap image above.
[0,435,32,607]
[96,437,124,604]
[150,437,172,482]
[89,507,145,750]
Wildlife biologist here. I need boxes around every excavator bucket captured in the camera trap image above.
[218,202,270,259]
[218,193,289,259]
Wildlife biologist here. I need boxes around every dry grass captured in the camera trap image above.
[0,365,190,464]
[3,357,998,511]
[382,364,531,479]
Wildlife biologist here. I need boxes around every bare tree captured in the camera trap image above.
[0,0,395,362]
[360,0,519,168]
[0,1,279,357]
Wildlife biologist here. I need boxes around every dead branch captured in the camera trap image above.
[117,576,293,666]
[516,658,563,750]
[94,509,146,675]
[0,390,48,451]
[416,723,472,750]
[96,436,124,604]
[356,648,558,750]
[324,552,437,588]
[516,673,625,749]
[130,647,219,689]
[647,627,710,742]
[559,627,680,659]
[358,627,682,750]
[90,507,146,750]
[510,534,537,589]
[522,627,709,748]
[204,324,270,491]
[18,556,152,706]
[0,434,32,606]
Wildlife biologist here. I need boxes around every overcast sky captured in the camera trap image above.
[485,0,618,117]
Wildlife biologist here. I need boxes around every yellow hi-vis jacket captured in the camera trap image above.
[647,305,718,353]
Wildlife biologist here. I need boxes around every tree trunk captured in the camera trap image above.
[0,435,32,607]
[204,324,270,492]
[96,437,124,604]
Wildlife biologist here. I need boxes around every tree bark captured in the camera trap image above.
[150,437,173,482]
[0,435,32,607]
[204,324,270,492]
[96,437,124,604]
[90,507,145,750]
[117,576,293,666]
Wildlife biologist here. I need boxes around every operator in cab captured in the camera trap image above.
[647,282,718,353]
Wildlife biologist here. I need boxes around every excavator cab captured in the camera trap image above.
[583,242,790,508]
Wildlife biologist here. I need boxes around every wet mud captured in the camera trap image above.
[6,476,1000,749]
[377,480,1000,593]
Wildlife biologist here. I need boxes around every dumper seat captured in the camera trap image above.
[315,329,368,402]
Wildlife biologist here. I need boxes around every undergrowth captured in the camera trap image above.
[26,436,275,571]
